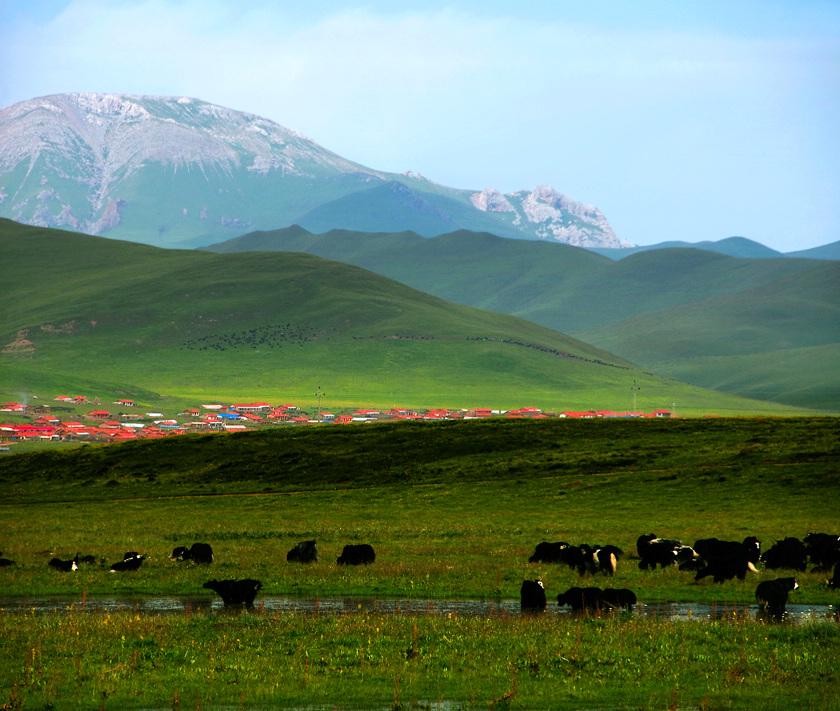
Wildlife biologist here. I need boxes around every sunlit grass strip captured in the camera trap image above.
[2,608,838,709]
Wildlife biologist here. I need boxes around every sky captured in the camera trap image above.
[1,0,838,251]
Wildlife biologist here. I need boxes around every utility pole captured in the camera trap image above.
[315,386,325,422]
[631,380,640,416]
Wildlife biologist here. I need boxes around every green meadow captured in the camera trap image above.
[1,417,838,709]
[1,219,820,415]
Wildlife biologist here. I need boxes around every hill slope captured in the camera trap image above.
[3,218,778,414]
[207,227,840,410]
[0,93,621,249]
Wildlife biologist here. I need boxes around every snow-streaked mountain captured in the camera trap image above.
[0,93,624,248]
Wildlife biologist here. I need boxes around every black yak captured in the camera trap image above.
[109,552,146,572]
[520,579,547,611]
[756,577,798,618]
[637,533,695,570]
[337,544,375,565]
[49,556,78,572]
[762,538,808,571]
[171,543,214,565]
[286,540,318,563]
[557,586,609,612]
[203,578,262,607]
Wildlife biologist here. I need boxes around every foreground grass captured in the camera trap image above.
[3,608,839,710]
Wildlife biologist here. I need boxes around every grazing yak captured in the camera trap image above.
[637,533,698,570]
[804,533,840,572]
[528,541,572,564]
[109,552,146,572]
[693,537,760,583]
[203,579,263,607]
[557,586,637,612]
[337,544,376,565]
[762,537,808,571]
[756,577,798,619]
[592,545,623,576]
[171,543,214,565]
[602,587,637,610]
[0,554,14,567]
[528,541,622,575]
[48,556,78,572]
[286,540,318,563]
[520,579,547,611]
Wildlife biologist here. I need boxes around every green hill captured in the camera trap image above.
[2,218,786,415]
[587,236,786,260]
[206,227,840,410]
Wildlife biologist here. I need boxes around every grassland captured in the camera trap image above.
[0,417,838,709]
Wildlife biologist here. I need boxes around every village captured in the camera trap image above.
[0,395,673,445]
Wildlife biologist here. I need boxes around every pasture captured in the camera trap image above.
[1,417,838,709]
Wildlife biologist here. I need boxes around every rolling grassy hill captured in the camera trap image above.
[206,226,840,410]
[1,219,802,415]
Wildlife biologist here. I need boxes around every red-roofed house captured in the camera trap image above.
[423,409,450,420]
[33,415,60,426]
[230,402,272,413]
[470,408,493,418]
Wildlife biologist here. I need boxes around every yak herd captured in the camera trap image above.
[5,531,838,617]
[5,539,376,608]
[523,532,840,619]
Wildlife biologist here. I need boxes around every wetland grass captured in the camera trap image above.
[2,606,839,710]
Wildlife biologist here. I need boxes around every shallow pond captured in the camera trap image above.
[0,595,836,623]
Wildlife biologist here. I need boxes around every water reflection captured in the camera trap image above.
[0,595,836,623]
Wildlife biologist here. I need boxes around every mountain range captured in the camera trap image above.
[588,236,840,261]
[1,92,835,413]
[206,225,840,411]
[0,93,623,250]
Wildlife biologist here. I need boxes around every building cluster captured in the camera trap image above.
[0,397,672,445]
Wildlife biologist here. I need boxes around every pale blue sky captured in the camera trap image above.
[2,0,838,251]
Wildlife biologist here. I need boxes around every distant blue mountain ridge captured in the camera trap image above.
[586,237,840,259]
[586,236,840,260]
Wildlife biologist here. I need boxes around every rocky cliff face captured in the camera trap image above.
[471,184,623,248]
[0,93,624,248]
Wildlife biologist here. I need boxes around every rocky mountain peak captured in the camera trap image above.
[1,93,623,249]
